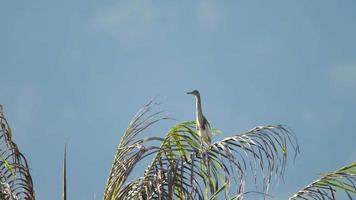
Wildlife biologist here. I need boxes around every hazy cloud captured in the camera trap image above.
[91,0,156,45]
[91,0,222,44]
[300,108,317,123]
[14,83,38,135]
[195,1,221,32]
[330,62,356,88]
[349,147,356,162]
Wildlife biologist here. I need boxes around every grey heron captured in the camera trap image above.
[187,90,212,146]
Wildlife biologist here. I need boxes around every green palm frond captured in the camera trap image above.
[0,106,35,200]
[289,162,356,200]
[104,101,300,200]
[103,100,169,200]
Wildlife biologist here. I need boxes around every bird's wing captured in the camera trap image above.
[202,115,211,129]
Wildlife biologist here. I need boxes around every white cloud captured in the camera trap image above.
[195,1,221,32]
[91,0,156,45]
[330,62,356,88]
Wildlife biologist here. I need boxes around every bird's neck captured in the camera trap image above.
[195,95,204,122]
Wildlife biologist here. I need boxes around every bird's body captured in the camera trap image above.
[187,90,212,145]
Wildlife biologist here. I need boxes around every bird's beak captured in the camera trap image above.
[187,91,193,95]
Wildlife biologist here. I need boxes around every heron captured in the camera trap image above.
[187,90,212,146]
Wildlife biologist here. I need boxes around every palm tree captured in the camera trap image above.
[289,162,356,200]
[101,100,355,200]
[102,100,297,199]
[0,105,35,200]
[0,101,355,200]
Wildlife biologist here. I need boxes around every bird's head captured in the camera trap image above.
[187,90,200,96]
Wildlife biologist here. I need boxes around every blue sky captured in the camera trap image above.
[1,0,356,199]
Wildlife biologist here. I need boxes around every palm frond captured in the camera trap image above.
[62,145,67,200]
[171,123,300,199]
[117,122,299,199]
[289,162,356,200]
[103,100,168,200]
[0,105,35,200]
[105,101,299,200]
[211,125,300,195]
